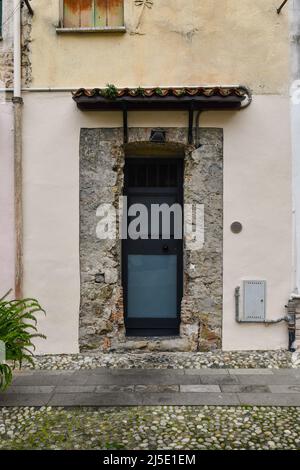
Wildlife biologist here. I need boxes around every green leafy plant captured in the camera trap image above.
[155,87,163,96]
[135,86,145,96]
[0,290,46,390]
[0,364,12,391]
[102,83,118,100]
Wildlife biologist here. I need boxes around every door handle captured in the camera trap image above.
[163,245,169,252]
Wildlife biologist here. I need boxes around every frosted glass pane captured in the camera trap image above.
[128,255,177,318]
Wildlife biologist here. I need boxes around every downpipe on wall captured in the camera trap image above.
[13,0,23,299]
[194,86,252,148]
[234,287,296,352]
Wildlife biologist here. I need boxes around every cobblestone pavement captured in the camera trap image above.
[18,351,300,371]
[1,352,300,450]
[0,406,299,450]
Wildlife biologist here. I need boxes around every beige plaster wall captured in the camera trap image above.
[22,92,292,353]
[30,0,289,94]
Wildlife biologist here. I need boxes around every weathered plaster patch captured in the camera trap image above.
[171,26,199,42]
[79,127,223,352]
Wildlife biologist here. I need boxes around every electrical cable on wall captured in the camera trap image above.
[1,0,33,32]
[277,0,289,14]
[1,1,21,31]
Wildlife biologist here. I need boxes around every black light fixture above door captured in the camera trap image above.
[150,128,166,143]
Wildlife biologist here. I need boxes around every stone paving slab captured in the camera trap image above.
[48,392,241,407]
[96,385,135,392]
[4,386,55,394]
[271,369,300,375]
[135,384,179,392]
[0,393,53,407]
[268,385,300,393]
[237,375,300,385]
[200,375,239,385]
[12,374,63,386]
[49,392,144,407]
[2,368,300,407]
[140,393,241,406]
[85,372,204,386]
[238,393,300,406]
[184,369,229,375]
[220,384,270,393]
[55,385,96,393]
[228,369,274,375]
[180,385,221,393]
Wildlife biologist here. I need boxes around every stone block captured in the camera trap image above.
[180,385,220,392]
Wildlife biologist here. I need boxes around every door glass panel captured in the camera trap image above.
[128,255,177,318]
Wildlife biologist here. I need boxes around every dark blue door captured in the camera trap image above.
[123,158,183,336]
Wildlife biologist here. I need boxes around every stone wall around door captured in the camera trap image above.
[79,127,223,352]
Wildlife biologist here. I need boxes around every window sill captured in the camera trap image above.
[56,26,126,34]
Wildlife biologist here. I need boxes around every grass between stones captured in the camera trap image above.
[0,406,299,450]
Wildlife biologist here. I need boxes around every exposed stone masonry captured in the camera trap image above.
[21,8,32,87]
[0,8,32,88]
[181,129,223,351]
[79,127,223,352]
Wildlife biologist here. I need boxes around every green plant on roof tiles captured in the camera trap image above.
[102,84,118,100]
[135,86,146,96]
[155,87,163,96]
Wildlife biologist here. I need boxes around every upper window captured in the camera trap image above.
[62,0,124,28]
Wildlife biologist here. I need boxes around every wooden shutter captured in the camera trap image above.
[95,0,124,27]
[63,0,94,28]
[94,0,107,27]
[80,0,94,27]
[107,0,124,26]
[63,0,124,28]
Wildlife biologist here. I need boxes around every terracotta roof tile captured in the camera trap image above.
[72,86,249,99]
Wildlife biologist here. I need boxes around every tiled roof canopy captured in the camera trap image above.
[73,86,251,111]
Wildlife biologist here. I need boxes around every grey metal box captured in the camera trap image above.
[243,280,266,322]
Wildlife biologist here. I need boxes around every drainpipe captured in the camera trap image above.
[13,0,23,298]
[194,86,252,148]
